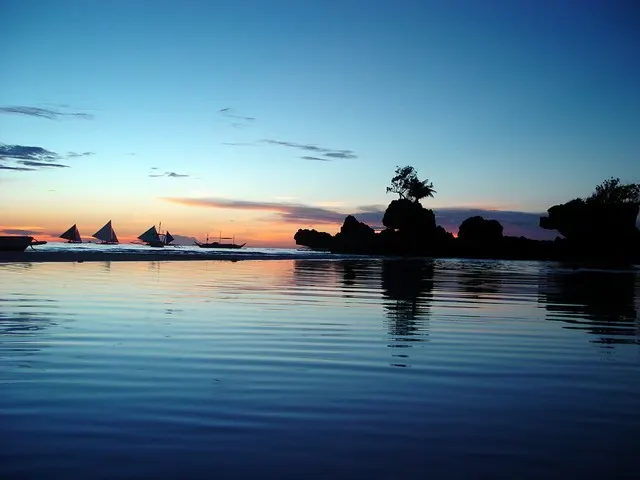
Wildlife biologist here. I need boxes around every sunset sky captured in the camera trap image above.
[1,0,638,246]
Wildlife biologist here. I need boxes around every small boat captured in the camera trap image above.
[92,220,119,244]
[59,224,82,243]
[0,236,47,252]
[195,233,245,249]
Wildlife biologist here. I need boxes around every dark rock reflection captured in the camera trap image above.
[539,267,639,346]
[382,260,434,342]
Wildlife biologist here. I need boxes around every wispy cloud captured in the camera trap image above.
[66,151,95,158]
[0,143,94,171]
[263,139,358,161]
[301,156,331,162]
[0,105,94,120]
[149,171,189,178]
[324,151,357,159]
[0,144,60,162]
[18,160,69,168]
[0,165,35,171]
[219,107,255,123]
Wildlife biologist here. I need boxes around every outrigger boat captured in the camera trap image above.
[92,220,119,244]
[195,233,245,249]
[0,236,47,252]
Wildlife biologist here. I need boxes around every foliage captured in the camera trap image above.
[586,177,640,205]
[386,165,436,202]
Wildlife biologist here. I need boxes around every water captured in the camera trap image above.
[31,241,340,259]
[1,258,639,479]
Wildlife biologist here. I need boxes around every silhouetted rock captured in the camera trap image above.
[458,216,503,243]
[383,199,436,233]
[294,229,334,251]
[334,215,376,253]
[540,199,639,242]
[380,199,453,254]
[540,199,640,261]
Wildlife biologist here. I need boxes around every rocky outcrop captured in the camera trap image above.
[540,200,639,243]
[334,215,376,253]
[383,199,436,234]
[294,229,334,251]
[458,216,503,244]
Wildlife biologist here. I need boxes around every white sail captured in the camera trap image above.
[93,220,119,244]
[60,224,82,242]
[138,226,160,243]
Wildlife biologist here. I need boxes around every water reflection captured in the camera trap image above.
[292,259,338,288]
[539,268,639,346]
[340,260,380,295]
[381,260,434,367]
[382,259,434,326]
[458,262,502,297]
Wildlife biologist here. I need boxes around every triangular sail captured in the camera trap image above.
[93,220,119,243]
[164,231,175,244]
[60,224,82,242]
[138,226,160,243]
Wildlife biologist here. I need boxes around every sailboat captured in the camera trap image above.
[59,224,82,243]
[160,231,175,246]
[138,225,176,247]
[92,220,119,244]
[138,225,164,247]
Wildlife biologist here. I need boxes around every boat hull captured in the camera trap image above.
[0,236,47,252]
[195,242,246,249]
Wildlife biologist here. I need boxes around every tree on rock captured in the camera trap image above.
[386,165,436,203]
[586,177,640,205]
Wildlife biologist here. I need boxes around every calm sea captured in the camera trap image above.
[1,258,639,479]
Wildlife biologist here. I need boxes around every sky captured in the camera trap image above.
[1,0,638,246]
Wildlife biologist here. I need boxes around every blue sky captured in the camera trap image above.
[1,0,638,244]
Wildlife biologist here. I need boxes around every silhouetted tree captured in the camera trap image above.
[386,165,436,202]
[586,177,640,205]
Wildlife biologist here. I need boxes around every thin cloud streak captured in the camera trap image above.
[149,171,189,178]
[67,151,95,158]
[18,160,69,168]
[263,139,358,160]
[0,105,94,120]
[0,165,35,171]
[219,107,255,122]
